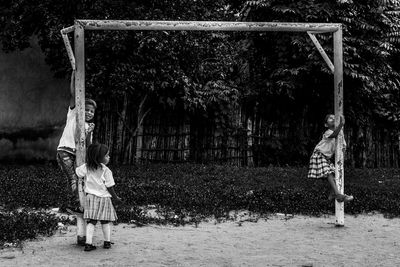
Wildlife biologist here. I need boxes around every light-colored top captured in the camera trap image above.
[76,163,115,198]
[314,129,346,159]
[57,107,91,153]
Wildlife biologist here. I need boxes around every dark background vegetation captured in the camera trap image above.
[1,0,400,167]
[1,0,400,246]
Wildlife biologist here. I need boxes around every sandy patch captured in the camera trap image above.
[1,213,399,266]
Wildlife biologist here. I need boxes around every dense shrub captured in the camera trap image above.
[1,164,400,223]
[114,164,400,218]
[0,208,59,246]
[0,164,70,209]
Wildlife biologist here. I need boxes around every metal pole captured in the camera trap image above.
[78,20,340,33]
[60,27,76,70]
[74,21,86,209]
[333,26,344,226]
[307,32,334,73]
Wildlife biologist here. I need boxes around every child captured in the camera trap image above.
[56,70,97,246]
[308,114,354,202]
[76,143,122,251]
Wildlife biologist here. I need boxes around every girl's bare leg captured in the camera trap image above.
[327,173,340,195]
[327,173,353,202]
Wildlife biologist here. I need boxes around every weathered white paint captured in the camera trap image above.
[61,27,76,70]
[334,27,344,226]
[74,22,86,209]
[78,20,341,33]
[307,32,334,73]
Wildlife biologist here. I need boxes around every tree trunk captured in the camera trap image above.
[134,95,150,163]
[114,93,128,164]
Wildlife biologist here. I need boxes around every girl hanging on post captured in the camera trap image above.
[56,70,97,246]
[308,114,354,202]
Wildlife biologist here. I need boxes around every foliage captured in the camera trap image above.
[113,164,400,218]
[0,208,59,247]
[0,0,241,112]
[239,0,400,124]
[0,0,252,164]
[0,165,70,209]
[1,1,400,165]
[2,164,400,223]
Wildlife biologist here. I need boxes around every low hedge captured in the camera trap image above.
[1,163,400,246]
[114,165,400,220]
[0,165,69,209]
[1,164,400,222]
[0,208,59,247]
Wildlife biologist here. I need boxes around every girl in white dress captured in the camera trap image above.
[76,143,122,251]
[308,114,353,202]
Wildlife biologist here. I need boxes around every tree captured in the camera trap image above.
[2,0,399,166]
[0,0,245,163]
[237,0,400,124]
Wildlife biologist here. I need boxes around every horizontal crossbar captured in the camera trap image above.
[77,20,341,33]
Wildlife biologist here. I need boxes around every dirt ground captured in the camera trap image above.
[1,213,400,266]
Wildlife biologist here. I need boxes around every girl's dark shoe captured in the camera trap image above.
[103,241,113,249]
[84,244,97,251]
[342,194,354,202]
[335,194,354,203]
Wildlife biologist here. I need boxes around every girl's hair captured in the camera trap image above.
[86,143,109,170]
[85,98,97,109]
[324,114,334,127]
[324,114,334,124]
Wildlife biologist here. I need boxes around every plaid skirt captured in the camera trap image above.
[308,151,335,179]
[84,194,118,222]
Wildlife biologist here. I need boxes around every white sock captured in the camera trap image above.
[86,223,95,244]
[101,223,111,242]
[76,216,86,237]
